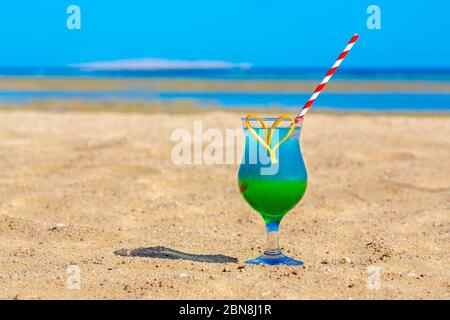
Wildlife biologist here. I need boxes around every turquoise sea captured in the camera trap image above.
[0,67,449,113]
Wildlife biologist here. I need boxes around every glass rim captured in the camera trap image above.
[241,116,303,128]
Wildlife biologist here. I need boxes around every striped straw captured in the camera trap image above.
[295,34,359,122]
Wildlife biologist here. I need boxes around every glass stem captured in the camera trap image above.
[264,222,281,256]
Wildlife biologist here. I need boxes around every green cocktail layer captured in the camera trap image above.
[238,179,307,223]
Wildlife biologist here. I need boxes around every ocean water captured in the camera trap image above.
[1,90,449,113]
[2,67,450,81]
[0,67,449,112]
[159,92,450,112]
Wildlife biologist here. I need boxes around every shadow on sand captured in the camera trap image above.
[114,246,238,264]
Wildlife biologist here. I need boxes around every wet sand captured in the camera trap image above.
[0,109,449,299]
[1,77,450,92]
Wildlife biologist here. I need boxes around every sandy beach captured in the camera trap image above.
[0,108,449,300]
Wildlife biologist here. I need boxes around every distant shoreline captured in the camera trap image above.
[1,66,450,81]
[0,77,449,93]
[0,77,449,114]
[0,99,449,117]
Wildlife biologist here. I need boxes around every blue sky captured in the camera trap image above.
[0,1,448,68]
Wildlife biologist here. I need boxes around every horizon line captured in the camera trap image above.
[1,66,450,72]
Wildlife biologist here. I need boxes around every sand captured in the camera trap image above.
[0,77,449,92]
[0,110,449,299]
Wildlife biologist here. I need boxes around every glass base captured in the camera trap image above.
[245,252,304,266]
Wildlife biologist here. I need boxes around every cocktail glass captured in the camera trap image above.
[238,116,307,266]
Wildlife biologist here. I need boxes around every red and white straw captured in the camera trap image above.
[295,34,359,122]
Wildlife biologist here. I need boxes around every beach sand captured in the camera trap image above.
[0,109,449,299]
